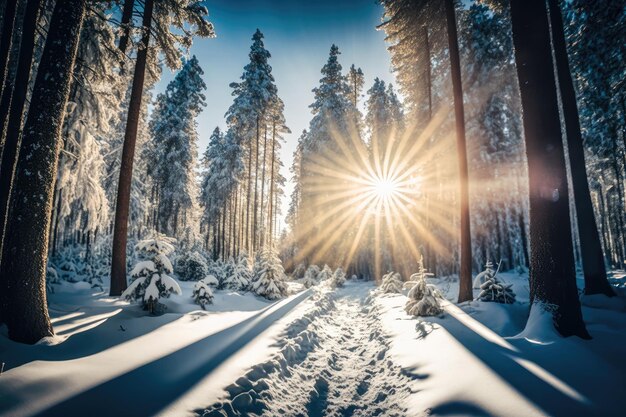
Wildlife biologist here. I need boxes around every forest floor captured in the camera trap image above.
[1,272,626,417]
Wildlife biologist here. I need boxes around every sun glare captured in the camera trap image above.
[370,177,399,200]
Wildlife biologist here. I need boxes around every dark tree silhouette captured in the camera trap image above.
[510,0,590,339]
[0,0,87,344]
[547,0,614,297]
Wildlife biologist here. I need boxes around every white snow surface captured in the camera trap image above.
[1,272,626,416]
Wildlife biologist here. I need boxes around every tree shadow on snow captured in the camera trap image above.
[31,290,312,417]
[424,304,602,417]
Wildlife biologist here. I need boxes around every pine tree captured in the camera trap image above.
[347,64,364,108]
[509,0,589,339]
[147,56,206,242]
[0,0,86,343]
[110,0,214,296]
[251,247,287,299]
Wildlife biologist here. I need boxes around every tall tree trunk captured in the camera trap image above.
[443,0,472,303]
[0,0,42,257]
[259,125,268,248]
[547,0,614,296]
[0,0,85,342]
[268,119,276,249]
[117,0,134,74]
[253,115,260,253]
[0,0,17,100]
[510,0,590,339]
[245,131,253,253]
[110,0,154,296]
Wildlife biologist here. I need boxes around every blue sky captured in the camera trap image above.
[155,0,397,232]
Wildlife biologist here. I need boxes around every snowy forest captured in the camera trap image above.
[0,0,625,416]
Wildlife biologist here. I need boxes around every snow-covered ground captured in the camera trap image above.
[1,272,626,416]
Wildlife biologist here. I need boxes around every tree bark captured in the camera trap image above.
[259,125,268,248]
[0,0,17,100]
[547,0,614,297]
[443,0,472,303]
[0,0,86,343]
[0,0,42,257]
[510,0,590,339]
[117,0,134,74]
[110,0,154,296]
[268,119,276,249]
[253,115,260,253]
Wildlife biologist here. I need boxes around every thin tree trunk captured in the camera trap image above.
[268,119,276,249]
[443,0,472,303]
[110,0,154,296]
[253,115,260,253]
[547,0,614,296]
[245,130,253,253]
[510,0,589,339]
[0,0,42,258]
[0,0,85,342]
[259,125,268,248]
[0,0,17,100]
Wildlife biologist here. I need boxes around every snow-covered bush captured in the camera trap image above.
[175,251,209,281]
[222,254,251,291]
[192,278,214,309]
[219,257,236,288]
[477,262,516,304]
[473,260,497,288]
[293,262,307,279]
[122,236,182,314]
[318,264,333,281]
[380,271,403,294]
[330,267,346,288]
[302,265,320,288]
[251,248,288,300]
[404,259,443,317]
[208,259,227,283]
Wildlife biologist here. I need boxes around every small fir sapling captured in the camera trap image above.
[293,262,307,279]
[192,278,215,309]
[222,254,252,291]
[330,267,346,288]
[476,261,516,304]
[404,258,443,317]
[380,271,403,294]
[122,236,182,314]
[175,251,210,281]
[318,264,333,281]
[473,260,497,288]
[251,248,288,300]
[302,265,320,288]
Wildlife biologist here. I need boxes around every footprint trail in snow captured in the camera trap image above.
[198,282,417,417]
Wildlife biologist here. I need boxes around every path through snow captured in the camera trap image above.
[199,282,417,417]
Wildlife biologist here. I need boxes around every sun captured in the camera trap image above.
[370,177,399,200]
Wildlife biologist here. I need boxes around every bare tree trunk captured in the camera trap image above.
[0,0,42,257]
[0,0,85,342]
[245,130,253,253]
[110,0,154,296]
[547,0,614,296]
[443,0,472,303]
[253,115,260,253]
[0,0,17,100]
[117,0,134,74]
[259,125,268,248]
[510,0,589,339]
[268,119,277,249]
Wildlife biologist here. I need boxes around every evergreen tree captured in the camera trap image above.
[147,56,206,243]
[347,64,364,108]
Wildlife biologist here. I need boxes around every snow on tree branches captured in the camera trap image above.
[122,236,182,314]
[404,259,443,317]
[476,261,516,304]
[251,248,287,299]
[380,271,403,294]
